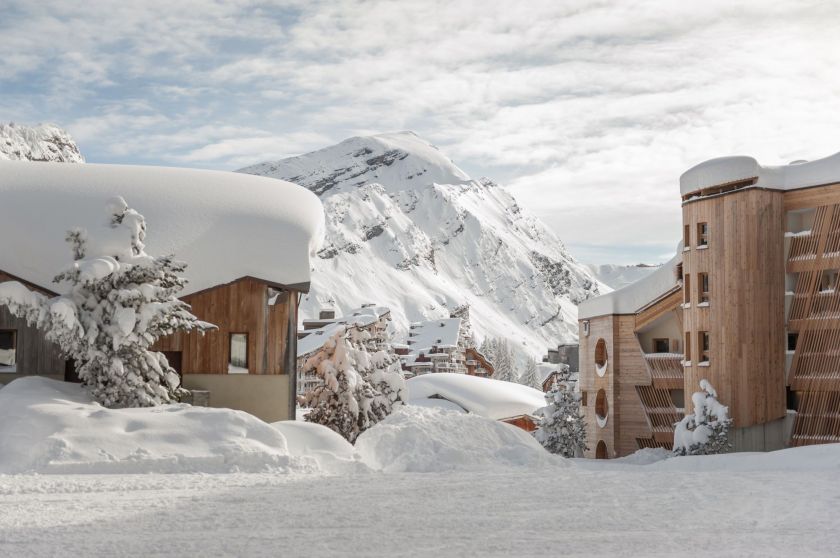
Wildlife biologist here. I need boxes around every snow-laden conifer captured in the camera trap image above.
[303,325,406,442]
[673,379,733,456]
[519,356,541,390]
[533,368,587,457]
[0,197,214,407]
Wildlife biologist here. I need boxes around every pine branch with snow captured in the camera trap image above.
[533,369,587,457]
[490,338,518,382]
[0,197,215,408]
[673,379,733,456]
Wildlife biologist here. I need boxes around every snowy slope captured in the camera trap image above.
[0,122,84,163]
[239,132,602,358]
[585,263,659,290]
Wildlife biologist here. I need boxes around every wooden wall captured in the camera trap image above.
[682,188,787,429]
[580,315,617,458]
[154,277,294,375]
[0,270,65,382]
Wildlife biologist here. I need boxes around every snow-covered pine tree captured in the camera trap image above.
[533,368,587,457]
[303,324,406,442]
[479,337,496,368]
[519,356,541,390]
[673,379,733,456]
[0,197,214,407]
[492,338,519,383]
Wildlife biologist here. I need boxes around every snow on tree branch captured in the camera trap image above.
[533,368,587,457]
[0,196,215,408]
[302,324,406,442]
[673,379,733,456]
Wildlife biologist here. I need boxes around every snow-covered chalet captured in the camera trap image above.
[0,161,324,422]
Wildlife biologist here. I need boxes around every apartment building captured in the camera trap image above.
[578,152,840,458]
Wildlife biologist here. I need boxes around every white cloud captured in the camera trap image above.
[2,0,839,263]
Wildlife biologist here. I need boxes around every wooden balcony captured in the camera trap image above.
[643,352,684,390]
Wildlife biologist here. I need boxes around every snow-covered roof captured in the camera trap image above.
[680,151,840,196]
[406,373,545,421]
[407,318,461,350]
[297,305,392,358]
[578,245,682,319]
[296,322,345,359]
[0,161,324,295]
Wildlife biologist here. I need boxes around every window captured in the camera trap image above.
[669,389,685,410]
[699,272,710,303]
[676,262,684,282]
[595,338,607,367]
[0,330,16,370]
[699,331,710,363]
[697,222,709,247]
[595,389,608,421]
[684,273,691,304]
[684,224,691,248]
[228,333,249,373]
[685,331,691,362]
[819,270,837,292]
[787,332,798,352]
[581,391,588,406]
[653,338,670,353]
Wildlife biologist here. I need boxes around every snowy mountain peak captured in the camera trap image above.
[239,131,469,196]
[239,133,601,359]
[0,123,84,163]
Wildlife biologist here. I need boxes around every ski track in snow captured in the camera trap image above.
[0,467,837,557]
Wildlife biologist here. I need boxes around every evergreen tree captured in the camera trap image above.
[673,379,733,456]
[0,197,214,407]
[492,339,518,383]
[303,325,406,442]
[533,369,587,457]
[519,356,541,390]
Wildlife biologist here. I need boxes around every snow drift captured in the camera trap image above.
[354,405,557,472]
[0,377,342,474]
[0,122,84,163]
[240,132,603,359]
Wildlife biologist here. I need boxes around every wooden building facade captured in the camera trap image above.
[579,152,840,457]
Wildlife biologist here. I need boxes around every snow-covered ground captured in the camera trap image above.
[1,377,839,556]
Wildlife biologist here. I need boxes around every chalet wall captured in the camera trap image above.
[182,373,290,423]
[614,315,654,457]
[0,270,65,383]
[682,188,787,429]
[154,277,294,375]
[580,315,616,458]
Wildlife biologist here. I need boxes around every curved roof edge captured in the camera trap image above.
[680,151,840,196]
[0,161,325,296]
[578,243,681,320]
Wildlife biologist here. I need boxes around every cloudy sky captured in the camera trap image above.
[3,1,839,264]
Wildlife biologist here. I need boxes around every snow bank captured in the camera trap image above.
[0,377,318,474]
[0,160,324,294]
[270,420,364,474]
[354,405,557,472]
[407,373,545,420]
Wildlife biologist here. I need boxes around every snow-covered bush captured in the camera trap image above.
[533,369,587,457]
[673,379,733,456]
[519,356,541,390]
[303,325,406,442]
[0,197,214,408]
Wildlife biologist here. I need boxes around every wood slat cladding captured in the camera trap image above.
[635,289,682,331]
[0,269,65,381]
[154,277,294,375]
[784,195,840,445]
[682,188,787,429]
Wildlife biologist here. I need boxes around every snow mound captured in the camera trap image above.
[0,122,84,163]
[270,421,365,473]
[354,405,558,472]
[407,373,545,420]
[0,377,319,474]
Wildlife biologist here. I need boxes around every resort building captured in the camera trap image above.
[401,317,470,377]
[578,152,840,458]
[0,161,324,422]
